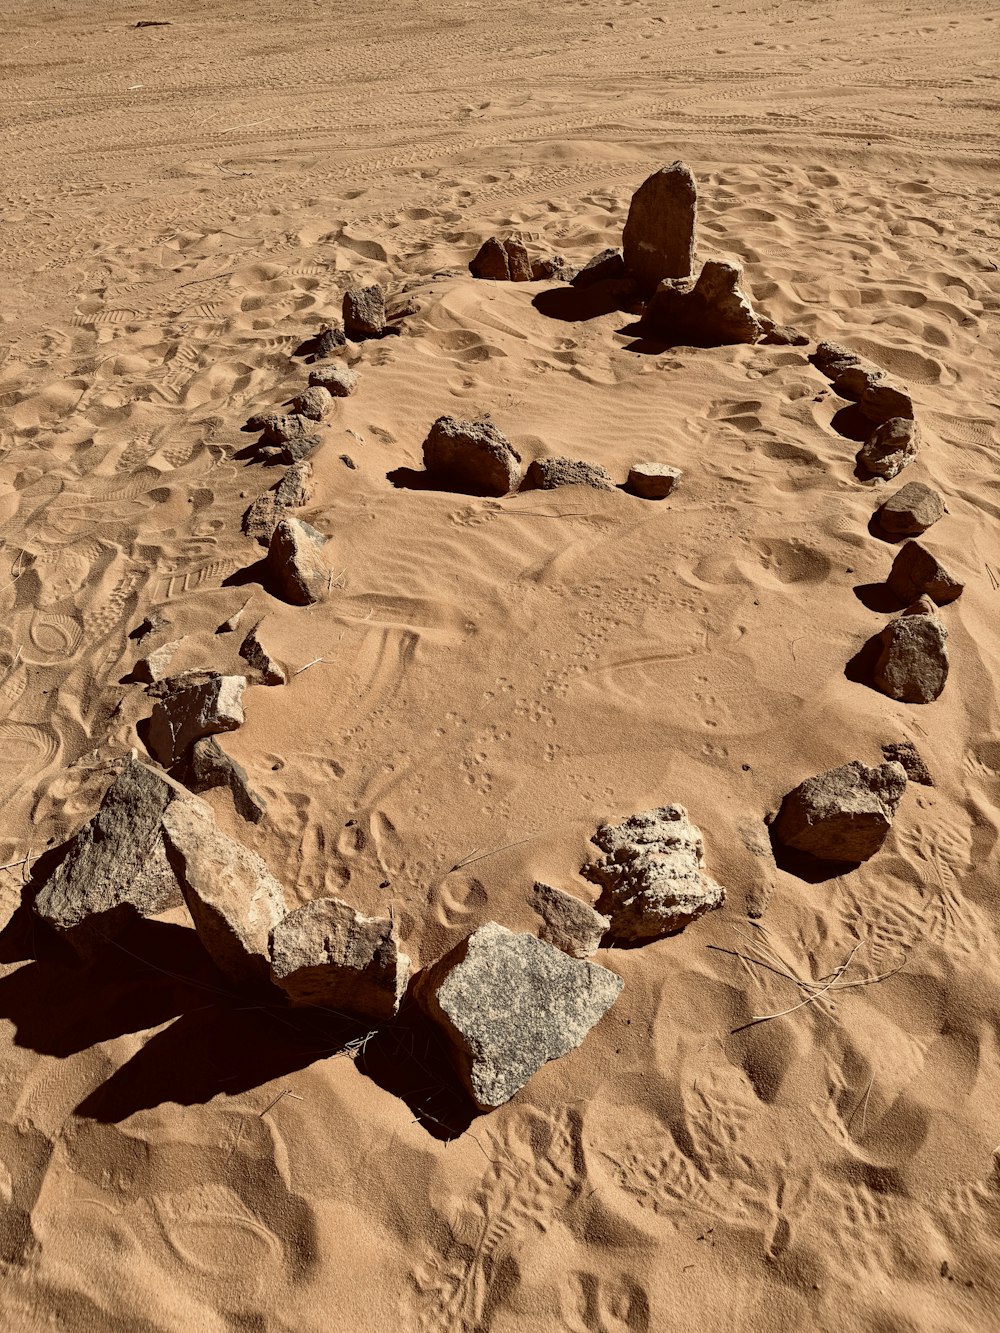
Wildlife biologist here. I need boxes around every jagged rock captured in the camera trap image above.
[242,461,313,546]
[881,740,933,786]
[523,457,616,491]
[239,620,286,685]
[887,540,963,606]
[268,434,322,465]
[269,897,410,1020]
[267,517,329,605]
[314,323,346,357]
[641,260,763,345]
[130,611,170,643]
[811,341,864,377]
[772,760,907,862]
[182,736,267,824]
[857,417,919,479]
[877,482,945,536]
[470,236,512,281]
[414,921,622,1110]
[622,161,697,287]
[625,462,682,499]
[531,883,609,959]
[572,248,626,288]
[873,608,948,703]
[758,318,809,347]
[861,379,913,425]
[531,255,575,282]
[343,284,386,339]
[147,674,246,767]
[831,366,885,403]
[292,386,334,421]
[308,363,358,397]
[581,806,725,943]
[133,638,181,683]
[503,235,533,282]
[33,758,190,954]
[161,799,285,987]
[248,411,311,445]
[422,416,521,496]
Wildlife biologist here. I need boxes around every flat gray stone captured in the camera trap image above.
[887,539,963,606]
[147,674,246,767]
[267,517,328,606]
[422,416,521,496]
[622,161,697,287]
[531,883,609,958]
[626,462,682,499]
[772,760,907,862]
[877,482,945,536]
[874,610,948,703]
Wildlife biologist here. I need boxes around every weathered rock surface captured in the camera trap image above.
[531,255,575,282]
[857,417,919,479]
[625,462,682,499]
[33,758,189,953]
[861,379,914,425]
[523,457,616,491]
[181,736,267,824]
[343,284,386,339]
[415,921,623,1110]
[269,897,410,1020]
[881,740,933,786]
[161,800,285,986]
[831,366,885,403]
[469,235,511,281]
[422,416,521,496]
[248,411,312,446]
[877,482,945,536]
[812,341,863,377]
[758,318,809,347]
[292,386,333,421]
[242,460,313,547]
[147,674,246,767]
[531,883,609,958]
[308,363,358,397]
[313,322,346,357]
[581,806,725,943]
[641,260,763,345]
[622,161,697,287]
[267,517,329,605]
[572,247,627,288]
[133,638,181,684]
[239,620,286,685]
[503,235,532,282]
[886,539,963,605]
[873,609,948,703]
[772,760,907,862]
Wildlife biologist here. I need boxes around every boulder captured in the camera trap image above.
[161,800,285,987]
[625,462,682,499]
[861,379,914,425]
[421,416,521,496]
[886,540,963,606]
[811,341,862,377]
[831,366,885,403]
[33,758,189,954]
[581,806,725,943]
[503,235,533,282]
[147,673,246,767]
[469,236,512,281]
[313,323,346,357]
[758,319,809,347]
[291,386,333,421]
[622,161,697,287]
[308,363,358,397]
[572,247,627,288]
[267,517,329,606]
[876,482,945,536]
[881,740,933,787]
[181,736,267,825]
[857,417,919,479]
[269,897,410,1021]
[343,284,386,340]
[531,883,609,959]
[248,412,312,446]
[772,760,907,862]
[873,609,948,703]
[133,638,181,684]
[531,255,575,282]
[239,620,286,686]
[641,260,763,345]
[414,921,622,1110]
[523,457,616,491]
[242,461,313,546]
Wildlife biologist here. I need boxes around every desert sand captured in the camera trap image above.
[1,1,999,1329]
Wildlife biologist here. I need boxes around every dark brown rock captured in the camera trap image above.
[886,540,963,606]
[881,740,933,786]
[873,610,948,703]
[421,416,521,496]
[877,482,945,536]
[857,417,919,479]
[572,248,626,288]
[861,379,914,425]
[470,236,511,281]
[343,284,386,339]
[622,161,697,287]
[531,883,609,958]
[772,760,907,862]
[641,260,763,345]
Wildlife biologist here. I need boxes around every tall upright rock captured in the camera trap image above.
[622,161,697,287]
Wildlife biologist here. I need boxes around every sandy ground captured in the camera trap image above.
[1,1,999,1329]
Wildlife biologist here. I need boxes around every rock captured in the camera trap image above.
[162,800,285,986]
[523,457,616,491]
[531,883,609,958]
[314,323,346,357]
[422,416,521,496]
[133,638,181,684]
[182,736,267,824]
[581,806,725,943]
[239,620,286,685]
[572,247,626,288]
[147,674,246,767]
[531,255,575,282]
[248,412,311,446]
[414,921,622,1110]
[881,740,933,786]
[242,461,313,546]
[291,386,334,421]
[811,341,862,377]
[861,379,914,425]
[308,363,358,397]
[130,611,170,643]
[269,897,410,1021]
[625,462,682,499]
[622,161,697,287]
[772,760,907,862]
[873,609,948,703]
[641,260,763,345]
[831,366,885,403]
[269,434,322,465]
[857,417,919,479]
[876,482,945,536]
[267,517,329,606]
[758,318,809,347]
[343,284,386,339]
[886,539,963,606]
[469,236,511,281]
[503,235,533,282]
[33,758,190,954]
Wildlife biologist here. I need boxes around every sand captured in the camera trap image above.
[1,1,999,1329]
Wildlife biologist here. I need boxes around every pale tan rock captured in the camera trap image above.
[773,761,907,862]
[267,517,329,606]
[147,674,246,767]
[626,463,682,499]
[531,883,609,958]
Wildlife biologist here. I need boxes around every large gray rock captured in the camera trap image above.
[33,758,189,954]
[308,363,358,397]
[161,800,285,987]
[772,760,907,862]
[886,539,963,605]
[343,284,386,339]
[267,517,329,605]
[641,260,763,345]
[622,161,697,287]
[877,482,945,536]
[415,922,622,1110]
[523,457,616,492]
[242,461,313,547]
[857,417,919,479]
[269,897,410,1021]
[181,736,267,825]
[531,883,609,958]
[581,806,725,943]
[147,673,246,767]
[873,608,948,703]
[421,416,521,496]
[625,462,682,499]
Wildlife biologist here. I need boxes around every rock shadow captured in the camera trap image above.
[845,631,885,693]
[385,467,508,498]
[853,580,906,613]
[766,820,863,884]
[531,282,639,324]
